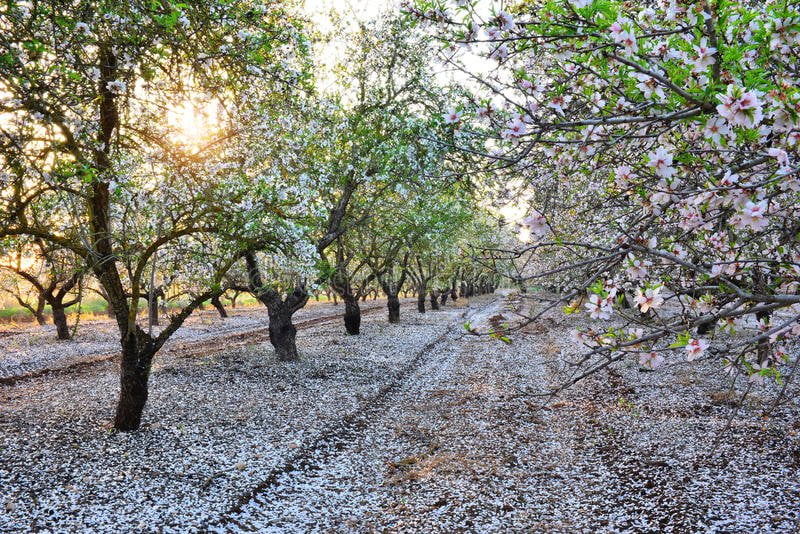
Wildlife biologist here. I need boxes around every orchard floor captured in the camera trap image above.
[1,294,799,532]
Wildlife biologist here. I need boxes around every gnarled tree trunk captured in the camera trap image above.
[245,252,308,361]
[211,295,228,318]
[148,294,159,327]
[114,330,154,431]
[387,293,400,323]
[429,290,440,311]
[267,301,300,361]
[417,282,426,313]
[51,305,71,340]
[343,294,361,335]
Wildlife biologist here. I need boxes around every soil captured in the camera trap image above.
[1,295,798,532]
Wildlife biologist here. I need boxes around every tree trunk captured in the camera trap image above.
[52,305,71,340]
[756,310,771,364]
[429,290,440,311]
[211,295,228,318]
[417,283,426,313]
[114,333,154,431]
[34,311,47,326]
[268,305,300,361]
[440,290,449,306]
[343,295,361,335]
[387,293,400,323]
[148,295,159,327]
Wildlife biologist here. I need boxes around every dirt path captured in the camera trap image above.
[209,301,482,531]
[209,295,800,532]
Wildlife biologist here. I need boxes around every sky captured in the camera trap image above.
[302,0,394,28]
[300,0,395,92]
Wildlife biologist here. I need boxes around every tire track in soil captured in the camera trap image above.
[0,304,387,387]
[205,298,496,532]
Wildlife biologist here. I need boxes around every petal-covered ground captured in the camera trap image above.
[1,295,798,532]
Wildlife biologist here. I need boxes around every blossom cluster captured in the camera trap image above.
[406,0,800,385]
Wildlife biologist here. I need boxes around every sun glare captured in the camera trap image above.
[167,100,220,150]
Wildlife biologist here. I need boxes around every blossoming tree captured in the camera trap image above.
[405,0,800,391]
[0,0,310,430]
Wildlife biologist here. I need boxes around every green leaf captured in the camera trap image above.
[668,331,691,349]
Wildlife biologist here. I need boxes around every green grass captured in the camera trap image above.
[0,307,28,320]
[0,297,113,323]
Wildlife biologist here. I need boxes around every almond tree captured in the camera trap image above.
[407,0,800,392]
[298,15,451,334]
[0,238,84,339]
[0,0,310,430]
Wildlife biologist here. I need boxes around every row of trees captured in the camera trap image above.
[0,2,507,430]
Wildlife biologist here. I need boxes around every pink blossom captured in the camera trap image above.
[685,338,709,361]
[703,117,730,145]
[634,287,664,313]
[489,43,509,62]
[522,210,548,237]
[634,73,665,100]
[496,11,515,31]
[692,37,717,72]
[476,103,494,118]
[718,170,739,187]
[626,254,649,280]
[585,294,612,320]
[669,243,687,259]
[609,21,623,40]
[502,116,528,139]
[768,147,789,168]
[614,165,634,187]
[736,200,769,231]
[647,147,676,178]
[547,94,570,115]
[678,205,704,231]
[740,49,757,68]
[442,108,462,124]
[716,85,764,128]
[617,30,638,55]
